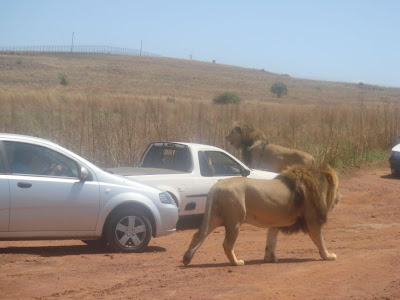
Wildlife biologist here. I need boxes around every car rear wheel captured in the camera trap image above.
[105,209,152,253]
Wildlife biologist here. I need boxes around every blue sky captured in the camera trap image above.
[1,0,399,87]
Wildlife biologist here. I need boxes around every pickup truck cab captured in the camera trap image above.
[109,142,277,216]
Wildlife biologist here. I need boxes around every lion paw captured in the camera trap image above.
[183,251,193,266]
[233,259,245,266]
[323,252,337,261]
[264,253,278,263]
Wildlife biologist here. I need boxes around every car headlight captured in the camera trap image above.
[159,192,174,205]
[392,151,400,158]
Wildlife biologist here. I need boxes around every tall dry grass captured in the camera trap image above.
[1,52,399,169]
[0,90,398,169]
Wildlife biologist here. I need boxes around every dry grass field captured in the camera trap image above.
[0,52,399,168]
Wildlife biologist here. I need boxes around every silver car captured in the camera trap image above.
[0,134,178,253]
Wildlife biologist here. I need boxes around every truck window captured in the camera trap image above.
[198,151,213,177]
[141,144,192,172]
[199,151,242,177]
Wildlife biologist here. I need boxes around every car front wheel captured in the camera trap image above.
[105,210,152,253]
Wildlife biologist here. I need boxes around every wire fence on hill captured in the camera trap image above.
[0,45,160,57]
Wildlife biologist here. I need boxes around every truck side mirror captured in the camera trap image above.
[241,167,250,177]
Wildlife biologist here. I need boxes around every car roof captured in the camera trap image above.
[0,133,54,144]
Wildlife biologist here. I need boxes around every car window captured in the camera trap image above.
[200,151,242,177]
[198,151,213,177]
[3,141,79,178]
[141,144,192,172]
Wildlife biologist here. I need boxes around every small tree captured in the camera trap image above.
[213,92,241,104]
[58,73,68,86]
[270,82,288,98]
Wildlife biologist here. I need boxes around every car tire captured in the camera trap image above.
[105,209,152,253]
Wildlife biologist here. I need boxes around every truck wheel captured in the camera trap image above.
[105,209,152,253]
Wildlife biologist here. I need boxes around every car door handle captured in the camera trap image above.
[17,182,32,188]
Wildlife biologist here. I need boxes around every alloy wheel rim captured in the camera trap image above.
[114,216,146,248]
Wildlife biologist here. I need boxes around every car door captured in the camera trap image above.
[0,149,10,231]
[175,173,215,216]
[3,141,100,233]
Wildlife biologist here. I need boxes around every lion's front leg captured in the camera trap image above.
[264,228,279,263]
[308,226,337,261]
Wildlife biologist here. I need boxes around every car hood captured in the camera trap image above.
[96,170,163,194]
[108,167,186,176]
[392,144,400,152]
[249,169,278,180]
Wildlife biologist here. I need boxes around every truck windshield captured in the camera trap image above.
[140,143,192,172]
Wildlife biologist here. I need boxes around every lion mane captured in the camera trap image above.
[225,122,315,172]
[183,164,340,266]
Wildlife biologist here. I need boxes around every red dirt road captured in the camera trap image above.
[1,163,399,299]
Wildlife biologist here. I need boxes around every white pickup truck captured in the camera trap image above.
[109,142,277,217]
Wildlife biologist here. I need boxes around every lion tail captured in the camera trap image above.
[183,187,216,266]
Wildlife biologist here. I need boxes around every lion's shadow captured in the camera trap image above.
[181,257,317,269]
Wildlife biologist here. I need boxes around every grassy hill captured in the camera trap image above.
[1,52,399,104]
[0,52,399,168]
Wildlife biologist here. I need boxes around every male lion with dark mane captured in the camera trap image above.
[225,122,315,172]
[183,164,340,266]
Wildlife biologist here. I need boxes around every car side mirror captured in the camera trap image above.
[241,167,250,177]
[79,166,90,181]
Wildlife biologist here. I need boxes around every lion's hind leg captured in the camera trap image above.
[222,205,246,266]
[264,228,279,263]
[183,214,223,266]
[223,222,244,266]
[308,226,337,261]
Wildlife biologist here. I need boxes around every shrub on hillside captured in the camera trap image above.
[58,73,68,86]
[213,92,241,104]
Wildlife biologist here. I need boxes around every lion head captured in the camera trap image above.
[225,122,266,148]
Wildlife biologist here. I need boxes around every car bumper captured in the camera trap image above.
[389,156,400,171]
[154,204,179,238]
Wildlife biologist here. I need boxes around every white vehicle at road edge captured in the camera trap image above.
[110,142,278,217]
[389,142,400,177]
[0,134,178,253]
